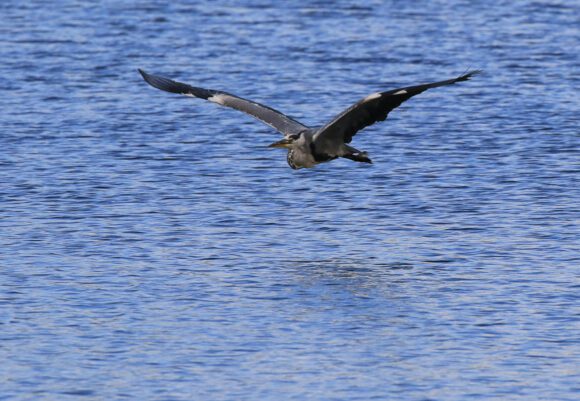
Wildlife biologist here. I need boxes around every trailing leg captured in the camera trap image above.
[342,151,372,164]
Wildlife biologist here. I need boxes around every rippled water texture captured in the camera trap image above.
[1,1,578,400]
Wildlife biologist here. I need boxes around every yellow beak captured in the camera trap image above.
[268,138,293,148]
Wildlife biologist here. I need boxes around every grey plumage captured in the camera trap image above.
[139,69,307,136]
[139,69,481,169]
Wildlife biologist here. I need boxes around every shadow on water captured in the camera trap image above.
[273,255,483,301]
[277,257,416,295]
[283,257,414,274]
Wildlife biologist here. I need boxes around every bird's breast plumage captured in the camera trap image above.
[286,137,319,169]
[286,149,299,170]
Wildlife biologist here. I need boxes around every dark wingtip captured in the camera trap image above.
[138,68,150,81]
[137,69,176,92]
[457,69,483,81]
[136,69,212,99]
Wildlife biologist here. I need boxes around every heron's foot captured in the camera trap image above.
[343,152,372,164]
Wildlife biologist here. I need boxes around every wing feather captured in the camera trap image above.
[314,70,481,144]
[139,69,308,135]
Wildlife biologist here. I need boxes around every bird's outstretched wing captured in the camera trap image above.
[313,70,481,145]
[139,69,308,136]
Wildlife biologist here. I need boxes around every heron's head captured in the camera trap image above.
[268,133,301,149]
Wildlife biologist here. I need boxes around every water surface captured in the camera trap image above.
[0,1,578,400]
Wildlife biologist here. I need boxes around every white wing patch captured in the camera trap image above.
[394,90,408,95]
[208,94,227,105]
[183,93,196,97]
[364,92,382,102]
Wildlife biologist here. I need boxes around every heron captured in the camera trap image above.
[139,69,480,169]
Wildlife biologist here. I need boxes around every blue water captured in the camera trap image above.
[1,1,578,400]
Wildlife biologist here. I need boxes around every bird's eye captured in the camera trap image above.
[289,134,300,140]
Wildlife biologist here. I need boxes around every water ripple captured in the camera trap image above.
[1,1,578,400]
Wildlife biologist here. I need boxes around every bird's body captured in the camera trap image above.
[286,130,319,169]
[282,130,371,169]
[139,69,480,169]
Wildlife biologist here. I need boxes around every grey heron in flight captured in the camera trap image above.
[139,69,480,169]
